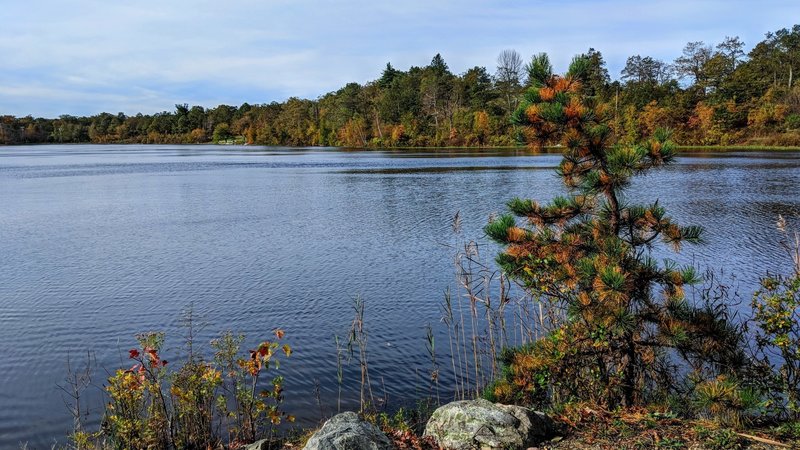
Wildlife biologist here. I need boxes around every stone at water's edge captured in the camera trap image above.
[301,411,393,450]
[244,438,270,450]
[423,399,556,450]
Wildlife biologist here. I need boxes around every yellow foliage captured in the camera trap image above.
[641,101,669,136]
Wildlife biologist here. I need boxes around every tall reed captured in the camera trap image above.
[435,211,565,402]
[348,295,374,412]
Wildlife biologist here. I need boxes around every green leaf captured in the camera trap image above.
[484,214,516,243]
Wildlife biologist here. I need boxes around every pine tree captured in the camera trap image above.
[487,56,742,407]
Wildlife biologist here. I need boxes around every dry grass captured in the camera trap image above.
[536,406,796,450]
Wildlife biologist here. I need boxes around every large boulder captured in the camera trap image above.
[302,411,393,450]
[423,399,555,450]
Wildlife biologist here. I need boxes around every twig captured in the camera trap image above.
[735,432,790,448]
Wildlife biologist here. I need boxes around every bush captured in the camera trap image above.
[785,113,800,130]
[693,375,759,428]
[75,329,293,449]
[752,273,800,418]
[751,216,800,419]
[485,55,746,409]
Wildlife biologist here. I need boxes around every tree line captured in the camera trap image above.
[2,24,799,148]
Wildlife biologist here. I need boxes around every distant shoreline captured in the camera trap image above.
[2,143,800,152]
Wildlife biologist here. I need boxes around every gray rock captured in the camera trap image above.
[302,411,393,450]
[423,399,555,450]
[244,439,270,450]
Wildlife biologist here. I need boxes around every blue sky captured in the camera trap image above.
[1,0,798,117]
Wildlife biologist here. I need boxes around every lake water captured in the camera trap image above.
[1,145,799,447]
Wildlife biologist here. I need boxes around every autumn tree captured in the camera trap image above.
[488,56,744,407]
[473,110,490,145]
[2,25,798,148]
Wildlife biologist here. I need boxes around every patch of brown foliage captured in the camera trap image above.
[387,429,442,450]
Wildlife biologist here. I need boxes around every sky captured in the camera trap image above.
[1,0,799,118]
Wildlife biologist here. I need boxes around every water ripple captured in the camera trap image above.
[0,146,799,447]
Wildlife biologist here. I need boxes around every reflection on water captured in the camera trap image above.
[0,145,799,447]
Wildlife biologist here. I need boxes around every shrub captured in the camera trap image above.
[105,332,171,449]
[752,274,800,413]
[693,375,759,427]
[486,55,746,409]
[97,329,293,449]
[750,216,800,419]
[785,113,800,130]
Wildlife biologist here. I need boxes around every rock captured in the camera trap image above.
[302,411,393,450]
[244,439,270,450]
[423,399,556,450]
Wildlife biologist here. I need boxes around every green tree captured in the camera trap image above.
[488,56,742,407]
[379,70,421,125]
[461,66,496,110]
[716,36,746,71]
[621,55,673,85]
[212,123,232,143]
[580,48,611,98]
[741,25,800,98]
[421,54,455,142]
[377,62,399,88]
[674,41,714,90]
[174,104,190,134]
[525,53,553,88]
[276,97,317,145]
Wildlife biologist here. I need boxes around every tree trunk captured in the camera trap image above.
[621,333,637,407]
[606,186,621,235]
[374,112,383,139]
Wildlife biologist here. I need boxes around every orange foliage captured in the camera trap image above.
[565,98,586,121]
[539,87,556,102]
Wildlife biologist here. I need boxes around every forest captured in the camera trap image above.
[1,24,799,148]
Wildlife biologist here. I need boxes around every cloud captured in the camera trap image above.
[1,0,798,117]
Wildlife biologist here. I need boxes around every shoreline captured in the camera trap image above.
[2,143,800,152]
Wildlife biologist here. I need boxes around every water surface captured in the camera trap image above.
[1,145,799,447]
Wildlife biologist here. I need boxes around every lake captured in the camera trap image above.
[1,145,799,447]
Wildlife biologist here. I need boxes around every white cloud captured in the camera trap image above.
[1,0,798,116]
